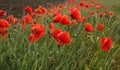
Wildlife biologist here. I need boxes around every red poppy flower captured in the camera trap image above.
[53,14,62,23]
[85,22,94,32]
[49,22,55,30]
[97,23,104,31]
[6,16,18,24]
[95,5,100,9]
[0,19,9,33]
[25,6,32,13]
[70,8,81,20]
[89,11,94,16]
[60,15,72,25]
[100,37,113,51]
[79,1,85,7]
[22,15,32,24]
[52,28,72,44]
[53,10,61,17]
[99,13,104,18]
[109,11,114,16]
[29,24,45,42]
[0,10,6,16]
[21,15,32,30]
[81,16,87,21]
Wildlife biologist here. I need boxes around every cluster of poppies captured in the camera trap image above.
[0,0,115,51]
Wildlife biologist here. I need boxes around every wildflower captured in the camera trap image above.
[29,24,45,42]
[6,16,18,24]
[0,10,6,16]
[100,37,113,51]
[25,6,32,13]
[60,15,72,25]
[79,1,85,7]
[70,8,81,20]
[52,28,72,44]
[49,22,55,30]
[109,11,114,16]
[53,14,62,23]
[0,19,9,33]
[97,23,104,31]
[85,22,94,32]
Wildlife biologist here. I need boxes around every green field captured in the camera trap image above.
[0,0,120,70]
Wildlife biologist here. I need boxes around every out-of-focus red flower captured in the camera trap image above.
[49,22,55,30]
[0,19,9,38]
[85,4,89,8]
[79,1,85,7]
[58,4,64,9]
[22,15,32,24]
[21,15,32,30]
[70,8,81,20]
[99,13,104,18]
[0,10,6,16]
[25,6,32,13]
[109,11,114,16]
[60,15,72,25]
[85,22,94,32]
[97,23,104,31]
[0,19,9,33]
[29,24,45,42]
[53,10,61,17]
[100,37,113,51]
[6,16,18,24]
[53,14,62,23]
[89,11,94,16]
[81,16,87,21]
[95,5,100,9]
[52,28,72,44]
[90,3,94,7]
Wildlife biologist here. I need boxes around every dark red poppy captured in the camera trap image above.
[100,37,113,51]
[99,13,104,18]
[97,23,104,31]
[109,11,114,16]
[79,1,85,7]
[25,6,32,13]
[85,22,94,32]
[0,10,6,16]
[70,8,81,20]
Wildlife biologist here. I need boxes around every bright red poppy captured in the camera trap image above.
[53,14,62,23]
[29,24,45,42]
[70,8,81,20]
[60,15,72,25]
[85,22,94,32]
[52,28,72,44]
[0,19,9,33]
[100,37,113,51]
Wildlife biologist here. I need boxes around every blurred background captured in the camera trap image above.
[0,0,66,17]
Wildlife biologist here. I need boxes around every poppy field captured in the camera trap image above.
[0,0,120,70]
